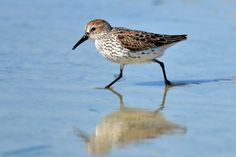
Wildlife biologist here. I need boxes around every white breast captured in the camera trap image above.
[94,39,130,63]
[94,39,176,64]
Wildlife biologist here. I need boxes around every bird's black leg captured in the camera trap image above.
[105,64,124,88]
[153,59,172,85]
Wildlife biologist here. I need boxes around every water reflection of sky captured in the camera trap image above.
[0,0,236,157]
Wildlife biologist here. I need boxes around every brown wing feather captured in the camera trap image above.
[117,29,187,51]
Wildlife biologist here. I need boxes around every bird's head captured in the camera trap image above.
[72,19,112,50]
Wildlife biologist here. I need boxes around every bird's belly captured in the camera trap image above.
[127,47,168,64]
[99,49,165,64]
[95,41,171,64]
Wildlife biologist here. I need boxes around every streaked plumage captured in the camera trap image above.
[72,19,187,88]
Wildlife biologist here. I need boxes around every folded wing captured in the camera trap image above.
[117,29,187,51]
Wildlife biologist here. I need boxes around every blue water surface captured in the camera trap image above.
[1,0,236,157]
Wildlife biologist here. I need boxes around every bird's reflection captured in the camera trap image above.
[75,87,186,155]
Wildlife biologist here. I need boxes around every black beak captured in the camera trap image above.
[72,33,89,50]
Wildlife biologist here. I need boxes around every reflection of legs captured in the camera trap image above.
[153,59,172,85]
[108,85,170,112]
[105,64,124,88]
[155,86,170,112]
[108,88,125,111]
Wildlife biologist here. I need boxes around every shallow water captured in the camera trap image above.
[1,0,236,157]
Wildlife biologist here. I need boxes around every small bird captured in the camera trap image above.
[72,19,187,88]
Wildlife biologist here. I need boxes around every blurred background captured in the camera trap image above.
[1,0,236,157]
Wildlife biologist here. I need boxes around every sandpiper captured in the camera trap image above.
[72,19,187,88]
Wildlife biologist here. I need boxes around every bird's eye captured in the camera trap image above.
[91,27,96,31]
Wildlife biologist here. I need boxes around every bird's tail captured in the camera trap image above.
[167,34,187,42]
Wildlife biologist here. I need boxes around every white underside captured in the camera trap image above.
[95,39,177,64]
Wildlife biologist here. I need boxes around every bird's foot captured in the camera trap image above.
[165,80,172,86]
[105,85,112,89]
